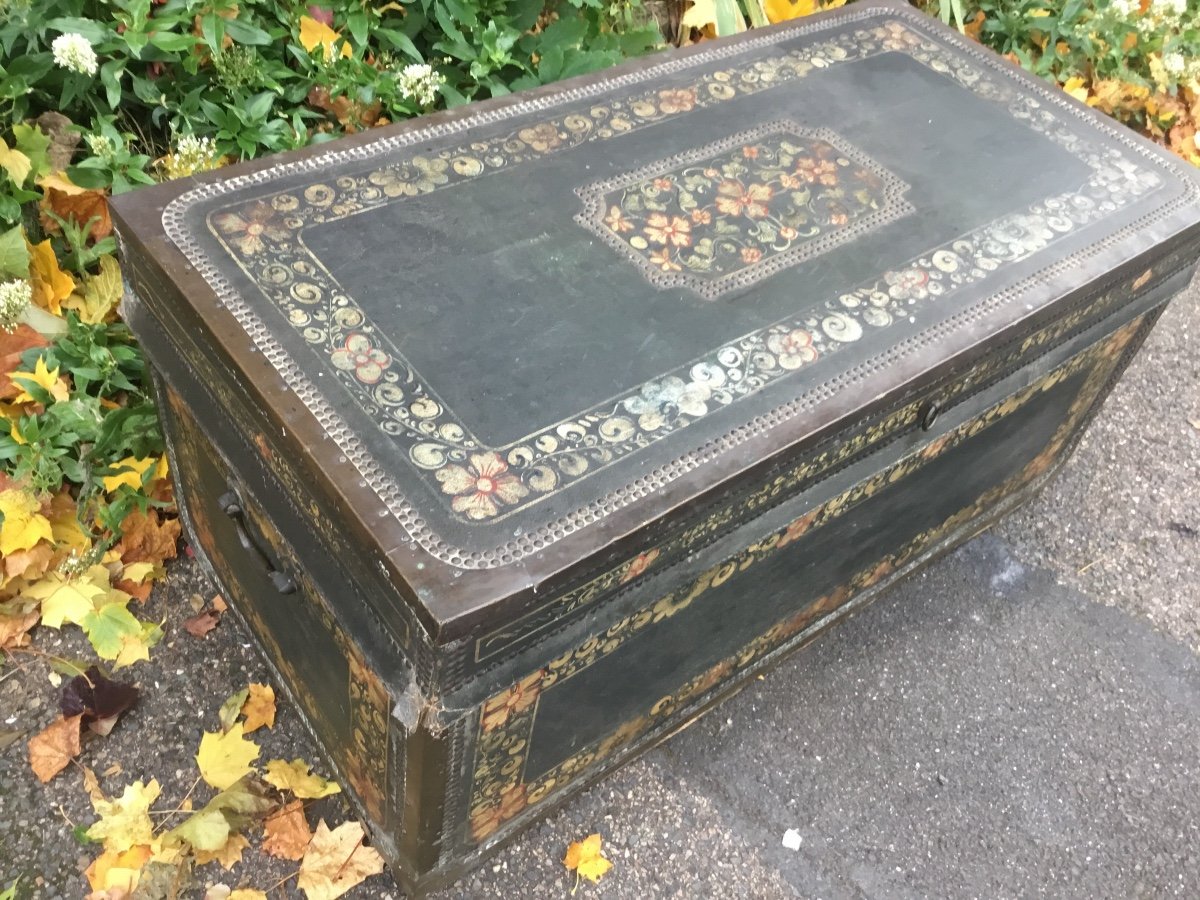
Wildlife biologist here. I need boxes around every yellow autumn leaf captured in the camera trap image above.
[762,0,815,23]
[87,779,161,853]
[194,832,250,870]
[10,355,69,404]
[681,0,746,35]
[27,238,74,317]
[0,137,33,187]
[564,833,613,884]
[102,455,163,494]
[241,683,277,733]
[264,758,342,799]
[297,820,385,900]
[299,15,352,61]
[0,487,53,556]
[84,845,153,894]
[62,253,121,324]
[197,723,261,790]
[48,490,91,552]
[229,891,269,900]
[23,570,109,628]
[1063,76,1089,103]
[120,561,164,585]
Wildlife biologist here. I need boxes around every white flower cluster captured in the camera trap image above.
[1151,0,1188,17]
[159,133,224,180]
[0,279,31,332]
[397,63,444,107]
[1109,0,1140,17]
[51,32,98,76]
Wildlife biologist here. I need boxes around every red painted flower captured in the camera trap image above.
[330,333,390,384]
[621,549,661,584]
[715,180,772,218]
[767,328,818,370]
[437,452,529,520]
[212,201,290,255]
[644,213,692,247]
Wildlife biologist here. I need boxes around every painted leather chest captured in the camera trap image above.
[111,2,1200,893]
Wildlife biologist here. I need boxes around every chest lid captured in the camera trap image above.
[113,0,1200,642]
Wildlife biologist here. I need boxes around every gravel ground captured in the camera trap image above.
[0,284,1196,898]
[997,272,1200,651]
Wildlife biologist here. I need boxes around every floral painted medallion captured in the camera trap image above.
[577,125,912,299]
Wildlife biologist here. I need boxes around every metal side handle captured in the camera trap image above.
[217,490,297,595]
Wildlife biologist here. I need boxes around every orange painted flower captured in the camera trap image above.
[644,213,691,247]
[604,205,634,233]
[658,88,697,114]
[481,669,546,731]
[794,157,838,186]
[740,247,763,264]
[437,452,529,520]
[648,247,681,272]
[653,177,674,191]
[470,784,528,842]
[715,180,773,218]
[690,208,712,225]
[742,145,759,158]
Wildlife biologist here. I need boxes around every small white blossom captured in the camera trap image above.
[0,280,32,332]
[158,133,224,180]
[1109,0,1140,17]
[51,33,98,76]
[397,63,444,107]
[1163,51,1187,76]
[1150,0,1187,17]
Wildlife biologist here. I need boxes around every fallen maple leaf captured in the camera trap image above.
[264,758,341,799]
[184,608,221,638]
[297,820,385,900]
[62,253,121,324]
[26,238,75,316]
[263,800,312,860]
[0,324,47,400]
[298,15,352,61]
[0,488,54,556]
[84,844,153,894]
[228,890,268,900]
[87,779,161,852]
[61,666,139,736]
[563,833,613,885]
[197,723,260,790]
[4,542,55,582]
[241,684,276,733]
[10,355,69,404]
[27,713,82,783]
[116,507,181,567]
[38,171,113,241]
[219,688,249,733]
[0,609,39,649]
[195,832,252,871]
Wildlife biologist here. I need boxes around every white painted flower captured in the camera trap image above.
[0,280,32,332]
[624,376,711,430]
[396,63,445,107]
[52,33,98,76]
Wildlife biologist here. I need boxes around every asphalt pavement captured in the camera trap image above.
[1,280,1197,899]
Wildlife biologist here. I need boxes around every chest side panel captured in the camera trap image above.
[451,308,1156,853]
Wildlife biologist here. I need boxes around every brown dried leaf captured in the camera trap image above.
[212,594,228,613]
[38,172,113,241]
[4,542,55,582]
[115,508,181,567]
[183,609,221,638]
[0,324,49,401]
[263,800,312,861]
[28,713,82,783]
